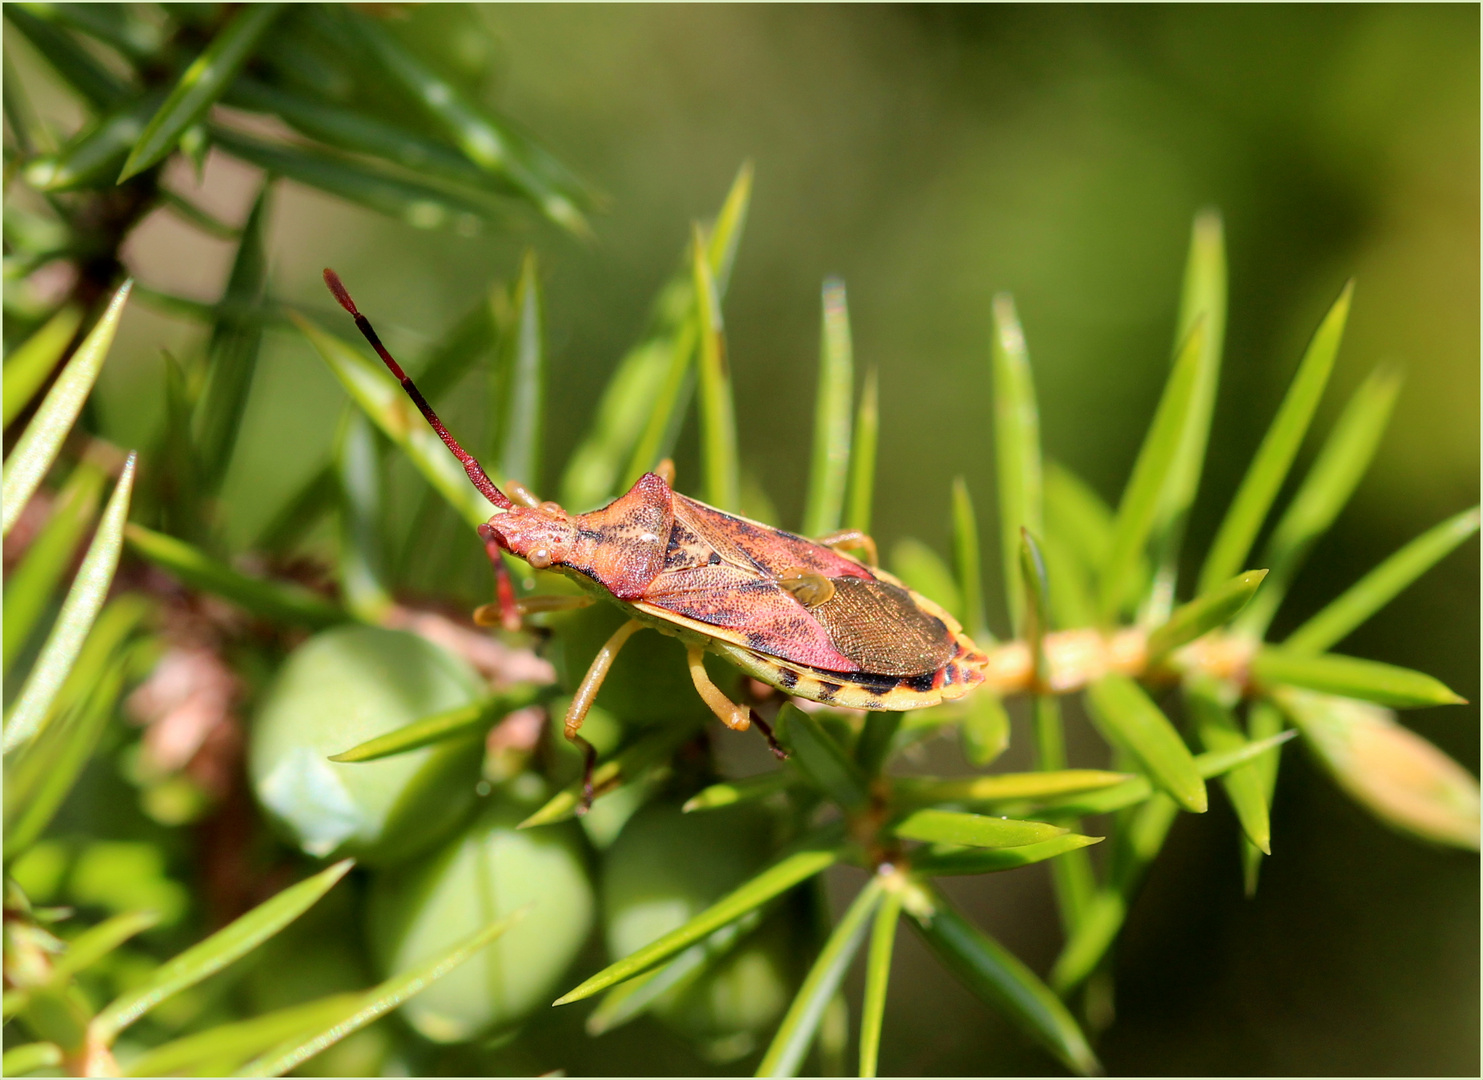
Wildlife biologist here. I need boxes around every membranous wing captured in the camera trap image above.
[805,575,957,676]
[641,496,957,676]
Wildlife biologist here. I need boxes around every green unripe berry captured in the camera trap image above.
[369,801,595,1042]
[249,626,485,865]
[603,802,772,955]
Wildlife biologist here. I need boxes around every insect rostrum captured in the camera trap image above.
[324,269,990,811]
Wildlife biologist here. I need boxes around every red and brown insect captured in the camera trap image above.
[323,269,989,809]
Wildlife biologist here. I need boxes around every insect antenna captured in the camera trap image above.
[323,268,513,511]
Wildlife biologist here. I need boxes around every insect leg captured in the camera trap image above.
[655,458,676,487]
[686,645,752,731]
[566,619,646,813]
[522,594,596,615]
[474,593,593,626]
[504,479,542,509]
[686,647,790,759]
[749,711,789,760]
[815,528,879,567]
[477,523,522,632]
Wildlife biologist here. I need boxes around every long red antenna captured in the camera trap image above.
[323,269,511,510]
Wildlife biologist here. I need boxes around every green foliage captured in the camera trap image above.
[240,908,528,1076]
[958,687,1010,768]
[776,705,869,813]
[125,523,347,628]
[600,804,796,1057]
[952,477,991,644]
[1251,648,1464,709]
[894,769,1130,807]
[1144,569,1267,663]
[118,4,286,181]
[889,537,962,620]
[1100,320,1207,622]
[559,844,842,1006]
[334,410,395,622]
[911,834,1106,878]
[803,278,855,538]
[844,367,879,535]
[693,223,741,513]
[1186,680,1272,854]
[493,252,546,489]
[1283,506,1480,654]
[610,163,753,499]
[93,860,354,1041]
[3,456,136,754]
[3,461,106,676]
[1084,675,1207,813]
[856,884,902,1078]
[757,877,881,1077]
[1238,365,1403,635]
[1144,212,1226,623]
[4,597,150,857]
[1,9,1473,1075]
[329,700,515,764]
[911,886,1100,1076]
[522,719,704,828]
[2,305,83,427]
[891,810,1068,849]
[1199,283,1352,593]
[2,283,131,537]
[295,313,490,529]
[991,293,1042,633]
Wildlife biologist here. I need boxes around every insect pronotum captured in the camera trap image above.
[323,269,990,812]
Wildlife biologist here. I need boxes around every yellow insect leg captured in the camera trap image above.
[504,478,543,508]
[474,593,595,625]
[686,646,790,760]
[816,528,879,568]
[686,645,752,730]
[565,618,645,813]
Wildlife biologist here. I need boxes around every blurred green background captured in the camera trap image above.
[64,3,1478,1074]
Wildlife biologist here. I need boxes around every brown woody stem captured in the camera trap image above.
[980,628,1257,697]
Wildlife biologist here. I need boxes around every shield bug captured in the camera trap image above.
[323,269,990,811]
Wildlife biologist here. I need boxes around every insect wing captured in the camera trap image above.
[645,495,963,678]
[644,562,859,671]
[671,496,873,581]
[809,576,957,676]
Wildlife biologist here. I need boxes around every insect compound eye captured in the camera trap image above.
[777,568,836,609]
[528,547,553,569]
